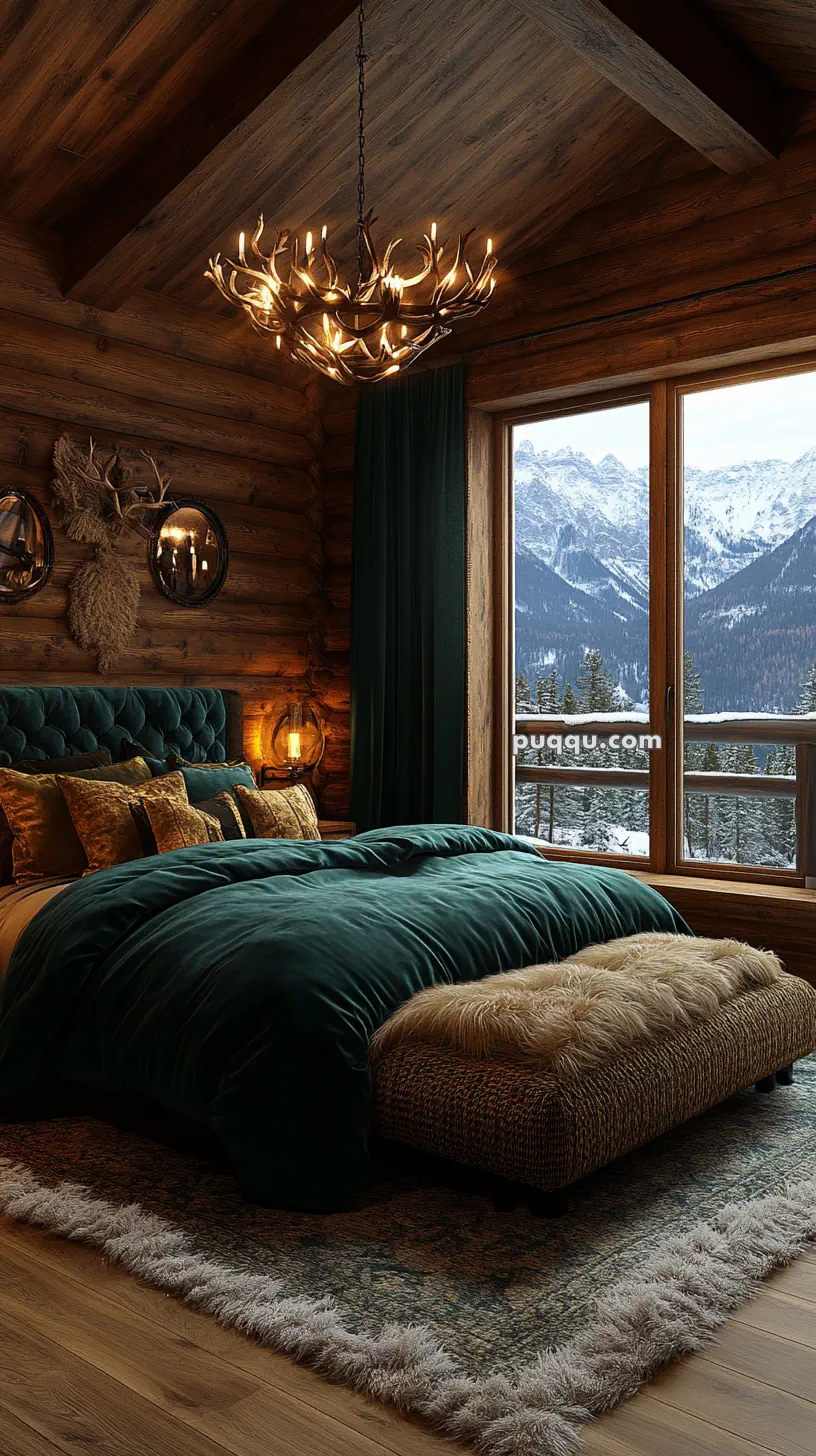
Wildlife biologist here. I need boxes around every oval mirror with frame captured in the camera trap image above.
[148,499,228,607]
[0,487,54,603]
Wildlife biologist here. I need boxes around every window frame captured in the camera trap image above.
[501,351,816,887]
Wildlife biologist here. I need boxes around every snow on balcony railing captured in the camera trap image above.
[515,712,816,743]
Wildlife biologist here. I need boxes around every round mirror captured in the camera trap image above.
[148,500,228,607]
[0,487,54,603]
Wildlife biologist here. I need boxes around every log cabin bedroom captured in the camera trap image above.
[0,1,814,1454]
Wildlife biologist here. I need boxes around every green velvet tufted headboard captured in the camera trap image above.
[0,687,243,767]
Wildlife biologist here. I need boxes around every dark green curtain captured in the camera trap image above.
[350,363,466,830]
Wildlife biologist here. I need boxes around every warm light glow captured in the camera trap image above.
[287,730,302,762]
[160,525,188,545]
[206,215,498,386]
[321,225,328,241]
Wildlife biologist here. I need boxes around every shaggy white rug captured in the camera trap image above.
[1,1058,815,1456]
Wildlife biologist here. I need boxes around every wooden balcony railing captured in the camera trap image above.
[514,713,816,885]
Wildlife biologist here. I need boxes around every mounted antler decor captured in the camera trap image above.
[51,435,174,673]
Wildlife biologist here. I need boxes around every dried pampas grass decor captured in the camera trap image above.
[51,435,174,672]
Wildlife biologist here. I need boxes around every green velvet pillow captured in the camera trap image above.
[172,761,256,805]
[197,792,247,841]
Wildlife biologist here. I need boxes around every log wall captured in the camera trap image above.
[455,119,816,407]
[0,216,349,806]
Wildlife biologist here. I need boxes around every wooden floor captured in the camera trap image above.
[0,1214,814,1456]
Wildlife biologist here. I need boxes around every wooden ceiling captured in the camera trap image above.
[0,0,811,317]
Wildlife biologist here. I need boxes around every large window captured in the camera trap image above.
[508,361,816,886]
[513,399,650,857]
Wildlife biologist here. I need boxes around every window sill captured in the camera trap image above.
[622,870,816,986]
[626,870,816,906]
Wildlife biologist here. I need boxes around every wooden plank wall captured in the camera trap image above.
[320,388,355,817]
[0,216,351,810]
[454,118,816,406]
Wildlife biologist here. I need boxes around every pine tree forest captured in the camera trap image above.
[514,649,815,868]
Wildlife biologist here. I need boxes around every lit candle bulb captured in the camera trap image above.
[287,730,302,762]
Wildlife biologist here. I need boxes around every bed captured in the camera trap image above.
[0,686,689,1211]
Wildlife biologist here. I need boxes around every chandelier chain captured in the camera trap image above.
[205,0,497,384]
[356,0,367,282]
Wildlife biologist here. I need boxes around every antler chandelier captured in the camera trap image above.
[205,2,498,385]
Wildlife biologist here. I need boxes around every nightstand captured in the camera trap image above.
[318,820,356,840]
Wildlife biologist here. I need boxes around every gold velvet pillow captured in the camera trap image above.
[58,770,189,874]
[233,782,320,840]
[141,797,224,853]
[0,758,153,883]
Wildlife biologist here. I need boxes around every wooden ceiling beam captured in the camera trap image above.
[507,0,784,174]
[62,0,359,310]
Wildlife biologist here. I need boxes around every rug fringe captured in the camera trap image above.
[0,1157,814,1455]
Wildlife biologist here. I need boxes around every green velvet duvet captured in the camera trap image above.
[0,826,688,1209]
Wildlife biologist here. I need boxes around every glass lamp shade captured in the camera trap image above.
[262,701,325,776]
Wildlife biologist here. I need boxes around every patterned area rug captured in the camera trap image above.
[1,1057,815,1455]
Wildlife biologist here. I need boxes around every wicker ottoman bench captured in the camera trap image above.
[370,934,816,1215]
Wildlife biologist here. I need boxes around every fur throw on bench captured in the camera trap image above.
[370,932,784,1078]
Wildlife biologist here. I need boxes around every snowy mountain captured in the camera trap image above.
[514,439,816,711]
[514,442,648,590]
[685,515,816,713]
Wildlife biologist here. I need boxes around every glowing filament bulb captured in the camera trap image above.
[305,231,313,255]
[321,225,328,241]
[430,222,437,242]
[276,335,282,349]
[487,238,493,253]
[401,324,408,338]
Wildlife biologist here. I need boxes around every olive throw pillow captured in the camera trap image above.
[58,769,190,874]
[13,748,112,775]
[233,782,320,840]
[0,748,114,885]
[0,757,153,883]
